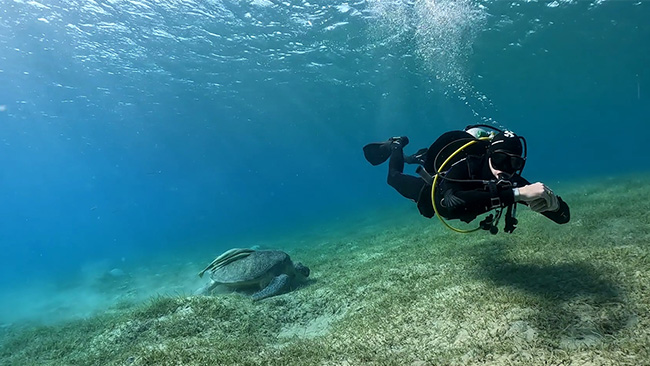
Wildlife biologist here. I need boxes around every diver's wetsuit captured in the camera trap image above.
[387,146,426,201]
[387,145,571,225]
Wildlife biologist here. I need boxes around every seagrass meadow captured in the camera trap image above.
[2,1,649,365]
[1,174,649,366]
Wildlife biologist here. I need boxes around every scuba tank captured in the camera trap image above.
[465,126,495,139]
[420,125,497,178]
[415,124,524,234]
[415,124,502,220]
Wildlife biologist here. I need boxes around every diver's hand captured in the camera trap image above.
[529,196,559,212]
[516,182,547,201]
[516,182,560,212]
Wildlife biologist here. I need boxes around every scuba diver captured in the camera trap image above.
[363,125,570,234]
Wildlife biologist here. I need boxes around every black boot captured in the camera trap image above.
[389,136,409,150]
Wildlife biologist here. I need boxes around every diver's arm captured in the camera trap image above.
[441,165,517,219]
[514,177,570,224]
[447,186,516,216]
[539,197,570,224]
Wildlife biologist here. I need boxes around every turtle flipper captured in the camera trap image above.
[194,280,219,296]
[251,274,291,301]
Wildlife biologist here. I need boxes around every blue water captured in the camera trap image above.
[0,0,648,323]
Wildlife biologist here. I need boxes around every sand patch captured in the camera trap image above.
[278,312,346,339]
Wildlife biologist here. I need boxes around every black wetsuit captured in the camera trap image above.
[387,145,571,226]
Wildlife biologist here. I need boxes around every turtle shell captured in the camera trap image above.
[209,250,291,285]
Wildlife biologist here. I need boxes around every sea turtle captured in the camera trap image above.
[195,248,310,301]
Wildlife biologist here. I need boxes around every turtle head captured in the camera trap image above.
[294,262,310,279]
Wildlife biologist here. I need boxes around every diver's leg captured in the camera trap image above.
[387,140,426,201]
[404,148,428,165]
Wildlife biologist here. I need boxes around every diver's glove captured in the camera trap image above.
[529,187,559,213]
[516,183,560,213]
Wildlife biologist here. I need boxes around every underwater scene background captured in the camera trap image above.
[0,0,649,364]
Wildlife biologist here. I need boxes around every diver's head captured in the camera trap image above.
[487,130,525,179]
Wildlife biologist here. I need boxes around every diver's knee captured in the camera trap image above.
[387,171,400,187]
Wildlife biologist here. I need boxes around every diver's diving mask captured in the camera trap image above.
[490,150,525,174]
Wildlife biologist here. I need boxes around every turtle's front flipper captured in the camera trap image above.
[194,280,219,296]
[252,274,291,301]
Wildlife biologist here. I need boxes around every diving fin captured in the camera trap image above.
[363,140,393,166]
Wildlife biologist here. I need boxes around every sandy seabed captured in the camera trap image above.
[1,174,649,366]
